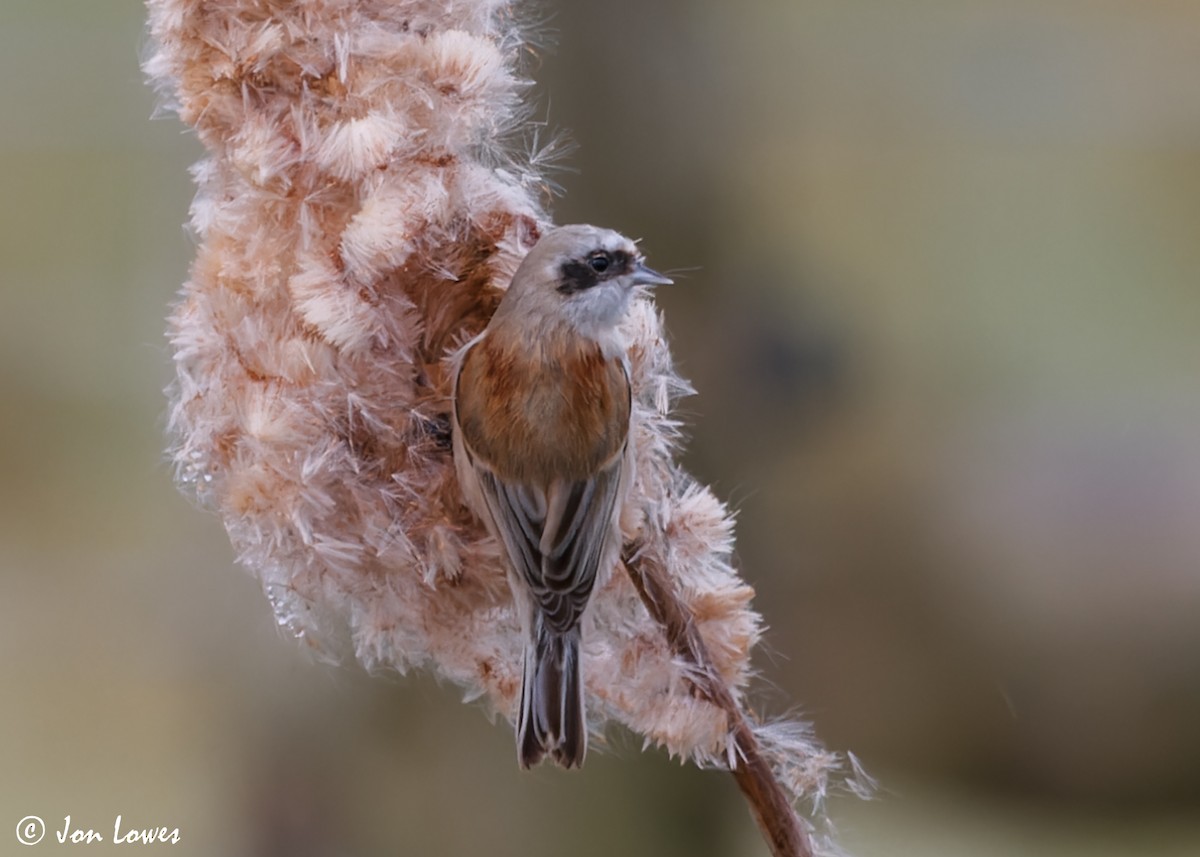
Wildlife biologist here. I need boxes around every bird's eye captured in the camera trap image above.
[588,252,611,274]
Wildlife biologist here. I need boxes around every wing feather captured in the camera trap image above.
[473,450,625,634]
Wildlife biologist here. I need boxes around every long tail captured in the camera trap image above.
[518,622,586,769]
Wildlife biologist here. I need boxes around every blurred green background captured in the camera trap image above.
[2,0,1198,854]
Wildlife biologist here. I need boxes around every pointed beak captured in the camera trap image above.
[631,262,673,287]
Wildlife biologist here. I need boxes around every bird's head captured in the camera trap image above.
[496,224,672,345]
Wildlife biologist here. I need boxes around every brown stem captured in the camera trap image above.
[621,542,814,857]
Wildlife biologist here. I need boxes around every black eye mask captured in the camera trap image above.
[557,249,633,294]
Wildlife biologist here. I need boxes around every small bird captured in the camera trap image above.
[452,224,672,768]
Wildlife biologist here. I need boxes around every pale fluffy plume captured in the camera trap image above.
[146,0,854,847]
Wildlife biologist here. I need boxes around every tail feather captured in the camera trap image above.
[518,624,586,769]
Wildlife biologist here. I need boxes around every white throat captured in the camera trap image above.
[561,280,633,357]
